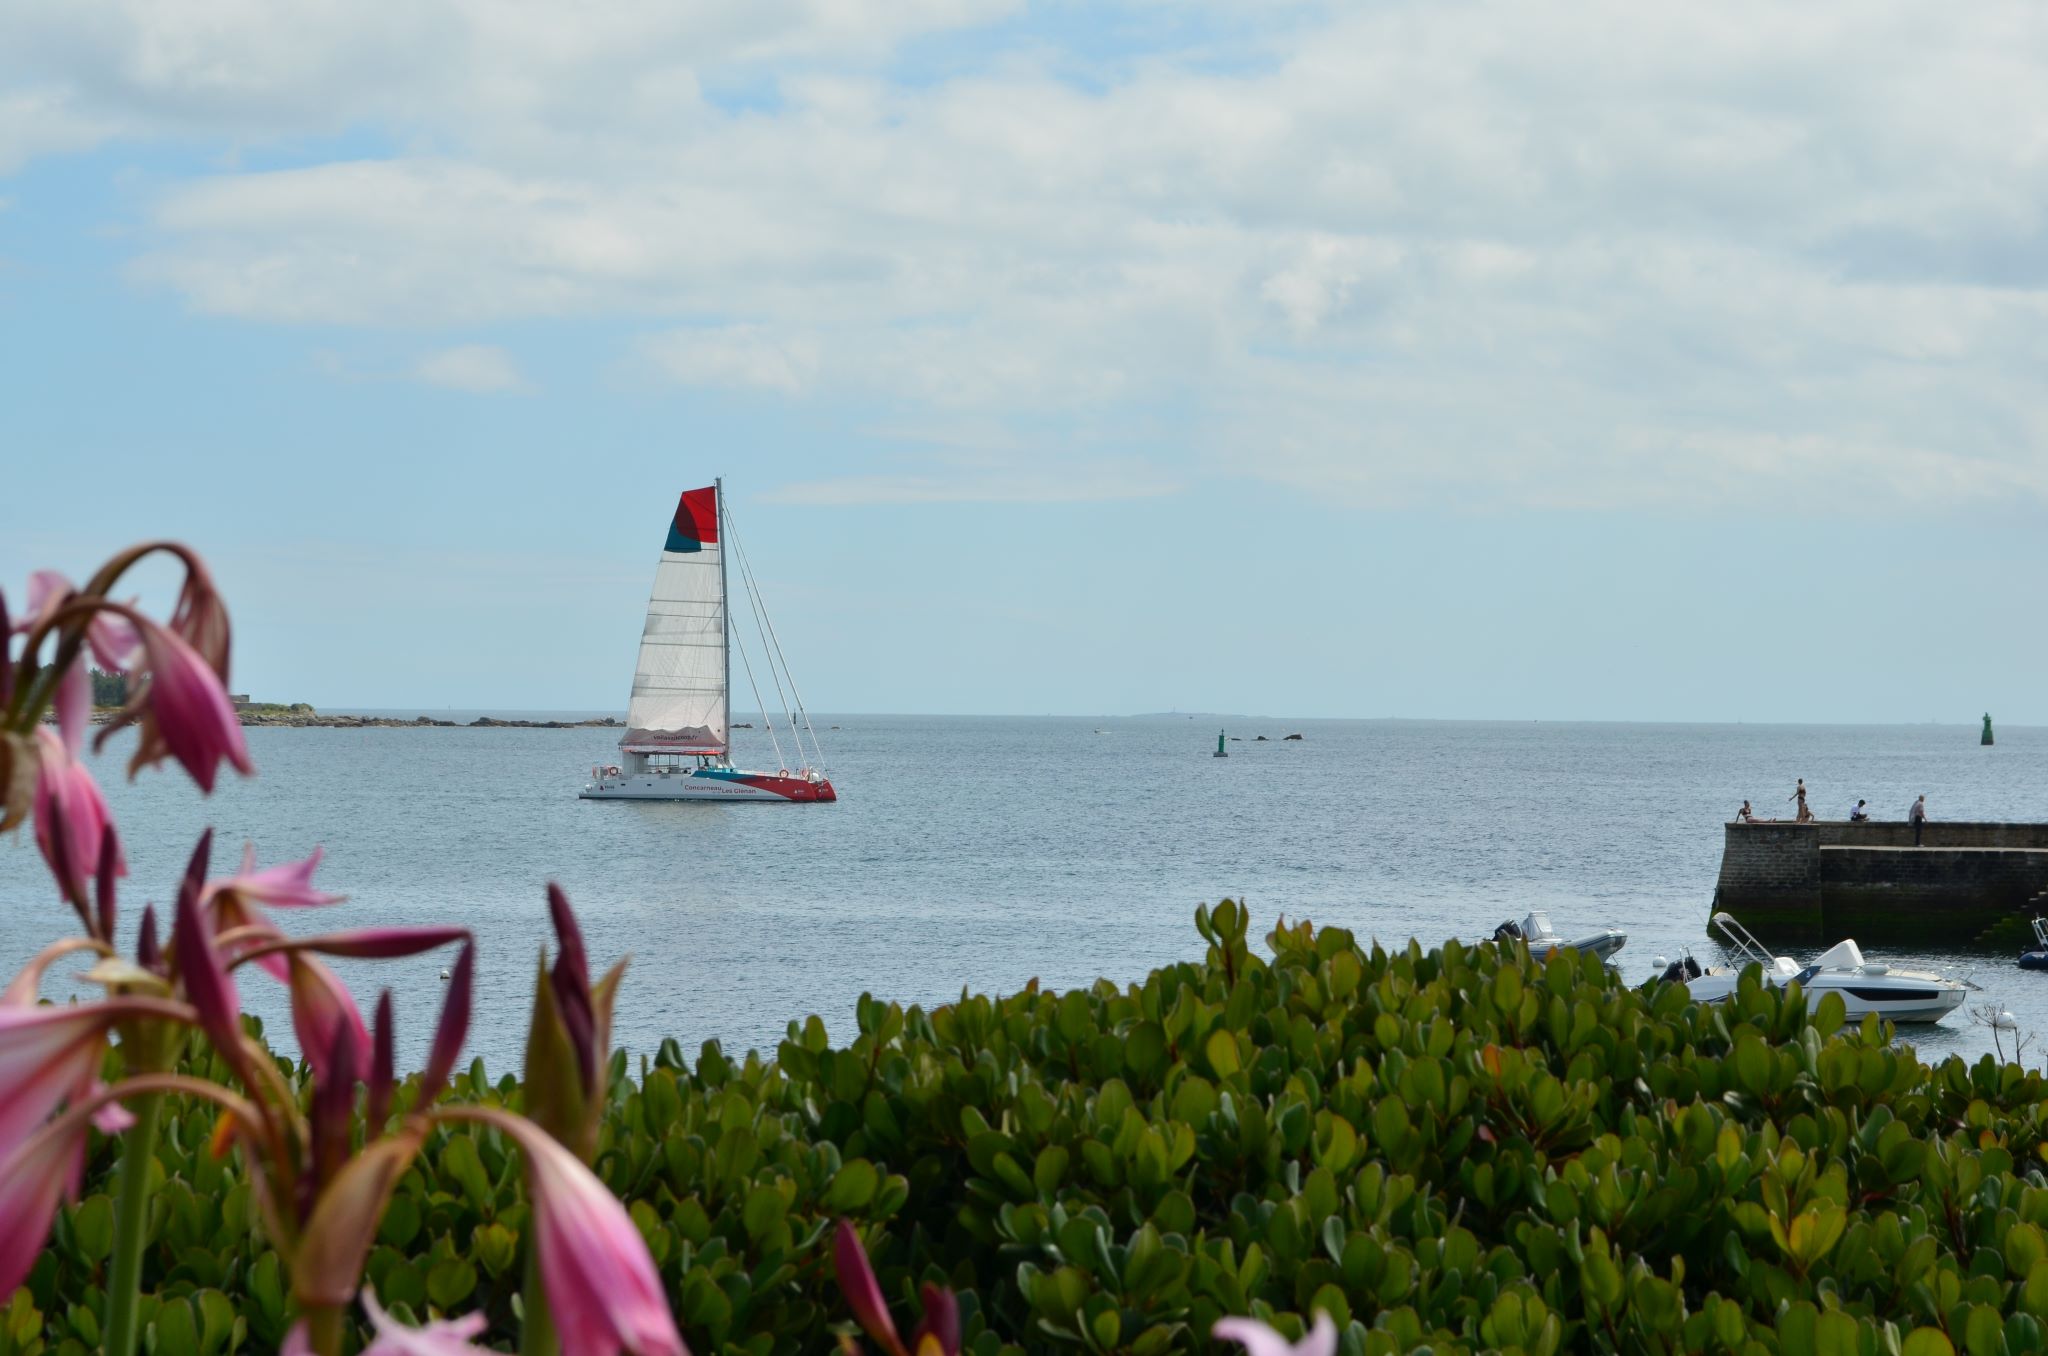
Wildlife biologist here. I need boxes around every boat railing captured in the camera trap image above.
[1709,911,1781,972]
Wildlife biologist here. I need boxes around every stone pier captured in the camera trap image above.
[1714,821,2048,945]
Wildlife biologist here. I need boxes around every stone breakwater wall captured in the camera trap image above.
[1715,821,2048,944]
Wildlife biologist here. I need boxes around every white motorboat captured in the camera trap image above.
[1492,910,1628,962]
[1652,912,1970,1024]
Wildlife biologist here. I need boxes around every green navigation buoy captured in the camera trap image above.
[1214,729,1229,758]
[1983,713,1995,747]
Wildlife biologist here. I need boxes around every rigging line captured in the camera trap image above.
[729,603,787,772]
[724,509,798,761]
[726,507,825,772]
[720,501,815,774]
[724,504,817,771]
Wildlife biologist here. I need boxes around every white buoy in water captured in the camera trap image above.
[1994,1009,2019,1030]
[440,968,451,981]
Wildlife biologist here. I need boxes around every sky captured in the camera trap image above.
[3,0,2045,723]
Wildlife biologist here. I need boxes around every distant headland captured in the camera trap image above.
[70,695,623,730]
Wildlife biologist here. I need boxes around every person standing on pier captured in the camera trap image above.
[1789,779,1814,823]
[1910,794,1927,845]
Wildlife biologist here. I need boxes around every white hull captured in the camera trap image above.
[1678,971,1966,1024]
[1529,929,1628,962]
[580,766,834,803]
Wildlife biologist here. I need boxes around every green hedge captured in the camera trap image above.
[12,900,2048,1355]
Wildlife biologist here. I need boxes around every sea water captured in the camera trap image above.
[2,716,2041,1072]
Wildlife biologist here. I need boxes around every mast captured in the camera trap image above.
[718,477,730,765]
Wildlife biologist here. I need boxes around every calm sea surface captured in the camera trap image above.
[4,717,2044,1072]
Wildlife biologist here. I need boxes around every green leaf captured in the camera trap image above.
[1204,1028,1241,1079]
[1901,1329,1957,1356]
[152,1298,201,1356]
[826,1159,879,1212]
[71,1196,114,1264]
[427,1258,478,1312]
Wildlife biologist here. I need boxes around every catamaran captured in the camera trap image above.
[580,482,835,803]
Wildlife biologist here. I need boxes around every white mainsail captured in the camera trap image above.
[621,485,727,754]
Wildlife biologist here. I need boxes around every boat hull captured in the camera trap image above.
[1676,972,1966,1023]
[579,768,836,802]
[1530,929,1628,962]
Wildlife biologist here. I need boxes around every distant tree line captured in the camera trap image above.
[92,667,126,707]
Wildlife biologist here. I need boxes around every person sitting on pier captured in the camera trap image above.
[1848,799,1870,822]
[1910,794,1927,845]
[1738,800,1757,823]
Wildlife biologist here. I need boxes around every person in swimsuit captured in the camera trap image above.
[1738,800,1759,823]
[1789,778,1814,823]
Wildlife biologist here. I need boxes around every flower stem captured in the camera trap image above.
[103,1091,164,1356]
[520,1241,557,1355]
[303,1304,347,1356]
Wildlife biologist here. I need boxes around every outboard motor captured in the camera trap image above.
[1493,919,1525,944]
[1657,954,1702,984]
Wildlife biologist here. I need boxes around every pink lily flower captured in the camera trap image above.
[289,954,372,1087]
[205,843,346,979]
[1212,1313,1339,1356]
[233,926,464,1088]
[19,571,142,673]
[279,1291,492,1356]
[835,1221,906,1356]
[32,727,126,917]
[443,1107,686,1356]
[104,616,251,793]
[833,1220,961,1356]
[209,843,347,912]
[525,885,628,1161]
[173,832,258,1086]
[361,1289,492,1356]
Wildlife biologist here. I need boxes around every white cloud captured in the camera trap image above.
[8,0,2048,511]
[642,326,817,394]
[413,343,520,392]
[770,459,1181,505]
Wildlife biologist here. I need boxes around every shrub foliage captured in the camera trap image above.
[13,901,2048,1355]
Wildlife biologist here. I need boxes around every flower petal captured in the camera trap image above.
[131,620,252,793]
[835,1221,907,1356]
[453,1108,687,1356]
[54,658,88,756]
[0,1005,111,1158]
[419,943,473,1109]
[207,844,345,911]
[1213,1317,1306,1356]
[32,729,124,914]
[361,1287,492,1356]
[368,991,395,1130]
[292,1130,427,1309]
[911,1284,959,1356]
[0,1110,89,1297]
[290,955,372,1092]
[174,832,250,1078]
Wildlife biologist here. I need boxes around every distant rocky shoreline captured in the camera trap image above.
[74,709,624,730]
[240,713,625,729]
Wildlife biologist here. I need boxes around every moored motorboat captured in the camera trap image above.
[2019,918,2048,970]
[1652,913,1970,1024]
[1492,910,1628,962]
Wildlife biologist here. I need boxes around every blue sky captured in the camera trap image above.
[4,0,2045,722]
